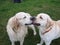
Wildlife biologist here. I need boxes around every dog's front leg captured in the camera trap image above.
[45,41,51,45]
[31,25,36,35]
[37,39,44,45]
[11,41,15,45]
[28,25,36,35]
[20,37,24,45]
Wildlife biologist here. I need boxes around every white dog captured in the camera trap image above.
[6,12,36,45]
[32,13,60,45]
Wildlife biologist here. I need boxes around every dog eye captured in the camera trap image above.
[23,16,26,19]
[40,16,43,19]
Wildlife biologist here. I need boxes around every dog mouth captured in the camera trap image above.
[32,23,40,26]
[25,23,32,25]
[25,23,40,26]
[31,21,40,26]
[25,21,40,26]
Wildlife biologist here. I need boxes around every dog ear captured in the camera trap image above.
[12,17,20,32]
[46,18,53,29]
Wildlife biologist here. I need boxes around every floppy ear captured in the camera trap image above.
[46,17,53,29]
[12,17,20,31]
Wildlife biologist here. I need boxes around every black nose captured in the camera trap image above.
[30,16,36,21]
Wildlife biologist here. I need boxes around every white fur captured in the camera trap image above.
[34,13,60,45]
[6,12,36,45]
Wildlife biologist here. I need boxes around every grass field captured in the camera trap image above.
[0,0,60,45]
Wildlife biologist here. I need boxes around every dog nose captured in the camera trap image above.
[30,16,36,21]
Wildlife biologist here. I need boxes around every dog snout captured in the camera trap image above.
[30,16,36,21]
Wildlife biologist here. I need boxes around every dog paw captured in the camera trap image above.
[37,43,40,45]
[34,32,36,35]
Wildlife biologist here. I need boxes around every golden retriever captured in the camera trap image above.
[6,12,36,45]
[31,13,60,45]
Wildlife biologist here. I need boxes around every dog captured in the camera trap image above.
[6,12,36,45]
[31,13,60,45]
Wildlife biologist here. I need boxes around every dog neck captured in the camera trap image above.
[12,25,27,33]
[41,20,54,35]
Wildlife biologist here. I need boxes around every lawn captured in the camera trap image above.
[0,0,60,45]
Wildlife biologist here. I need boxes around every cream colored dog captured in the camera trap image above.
[32,13,60,45]
[6,12,36,45]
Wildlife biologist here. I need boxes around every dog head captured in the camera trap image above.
[7,12,36,34]
[11,12,33,30]
[14,12,32,26]
[32,13,53,27]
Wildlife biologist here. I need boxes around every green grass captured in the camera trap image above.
[0,0,60,45]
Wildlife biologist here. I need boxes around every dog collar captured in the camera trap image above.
[42,21,54,35]
[42,26,52,35]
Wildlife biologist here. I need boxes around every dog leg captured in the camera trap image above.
[20,38,24,45]
[37,39,43,45]
[37,44,40,45]
[11,41,15,45]
[28,25,36,35]
[45,41,51,45]
[33,28,36,35]
[20,40,24,45]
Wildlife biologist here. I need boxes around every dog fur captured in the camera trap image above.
[33,13,60,45]
[6,12,36,45]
